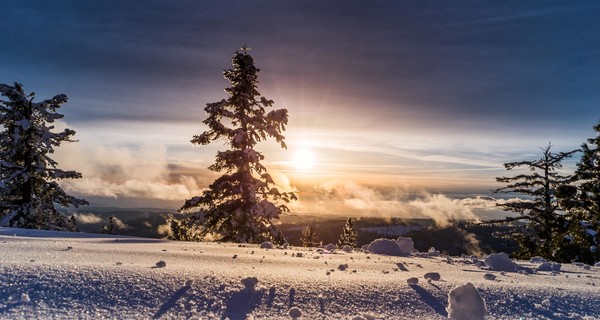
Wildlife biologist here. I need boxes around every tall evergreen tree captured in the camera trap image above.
[300,221,321,247]
[555,123,600,263]
[491,144,578,260]
[179,47,296,244]
[338,218,358,248]
[574,122,600,222]
[0,83,87,230]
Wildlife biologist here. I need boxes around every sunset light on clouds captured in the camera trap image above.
[2,1,599,220]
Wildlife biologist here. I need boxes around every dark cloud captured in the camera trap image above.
[1,0,598,130]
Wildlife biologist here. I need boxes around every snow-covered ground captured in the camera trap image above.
[1,228,599,319]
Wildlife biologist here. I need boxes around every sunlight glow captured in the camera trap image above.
[292,148,316,171]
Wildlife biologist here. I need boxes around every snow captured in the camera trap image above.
[0,227,599,319]
[446,283,486,320]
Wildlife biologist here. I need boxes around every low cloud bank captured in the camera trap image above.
[291,180,509,226]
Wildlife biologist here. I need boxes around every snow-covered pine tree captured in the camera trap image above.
[0,83,87,231]
[179,47,296,244]
[338,218,358,248]
[554,122,600,264]
[574,122,600,223]
[491,144,578,261]
[300,221,321,247]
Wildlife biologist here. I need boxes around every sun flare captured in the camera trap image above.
[292,148,316,171]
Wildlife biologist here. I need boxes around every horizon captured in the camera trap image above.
[2,1,599,223]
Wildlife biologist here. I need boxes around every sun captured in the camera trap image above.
[292,148,316,171]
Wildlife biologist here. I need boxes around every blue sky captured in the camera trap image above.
[1,1,599,218]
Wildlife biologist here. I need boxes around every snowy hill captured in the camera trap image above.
[0,228,599,319]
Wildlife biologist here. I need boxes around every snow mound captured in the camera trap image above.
[342,245,353,253]
[396,237,414,254]
[530,256,546,263]
[537,262,561,272]
[325,243,337,251]
[367,238,411,256]
[288,306,302,319]
[260,242,273,249]
[447,282,487,320]
[484,253,519,272]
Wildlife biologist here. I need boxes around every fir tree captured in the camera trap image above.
[0,83,87,231]
[100,216,119,235]
[491,144,578,261]
[574,122,600,222]
[179,47,296,244]
[555,122,600,264]
[338,218,358,248]
[300,221,321,247]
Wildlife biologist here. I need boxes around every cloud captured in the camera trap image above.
[72,213,103,225]
[52,123,206,202]
[290,180,496,225]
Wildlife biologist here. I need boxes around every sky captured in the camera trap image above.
[1,1,599,220]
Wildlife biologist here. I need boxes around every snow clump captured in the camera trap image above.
[21,293,31,303]
[342,245,353,253]
[484,253,519,272]
[288,306,302,319]
[325,243,337,251]
[260,242,273,249]
[483,273,496,281]
[424,272,441,281]
[447,282,486,320]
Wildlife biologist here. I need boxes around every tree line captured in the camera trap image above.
[0,48,598,264]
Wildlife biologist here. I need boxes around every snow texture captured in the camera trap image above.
[0,227,599,319]
[446,282,486,320]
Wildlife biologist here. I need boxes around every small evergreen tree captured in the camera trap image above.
[0,83,87,231]
[100,216,119,235]
[491,144,578,261]
[300,221,321,247]
[338,218,358,248]
[179,47,296,244]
